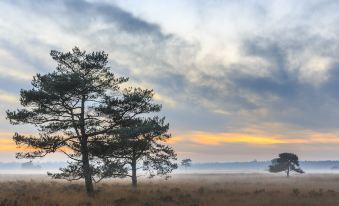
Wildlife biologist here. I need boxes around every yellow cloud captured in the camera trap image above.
[0,137,73,153]
[307,132,339,143]
[0,137,18,151]
[186,132,306,145]
[172,129,339,145]
[0,145,20,151]
[0,132,73,152]
[166,135,182,144]
[0,131,26,151]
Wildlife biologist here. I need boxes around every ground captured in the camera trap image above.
[0,173,338,205]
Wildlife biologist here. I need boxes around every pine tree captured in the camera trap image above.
[91,117,177,188]
[269,153,304,177]
[7,47,161,196]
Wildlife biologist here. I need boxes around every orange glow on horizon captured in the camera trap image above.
[171,130,339,145]
[187,132,306,145]
[173,132,306,145]
[0,131,74,152]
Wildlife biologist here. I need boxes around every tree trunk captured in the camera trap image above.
[131,159,137,188]
[287,166,290,177]
[81,140,94,196]
[79,95,94,196]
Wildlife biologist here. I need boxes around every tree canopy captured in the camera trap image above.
[269,153,304,177]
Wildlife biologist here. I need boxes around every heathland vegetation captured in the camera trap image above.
[0,173,338,206]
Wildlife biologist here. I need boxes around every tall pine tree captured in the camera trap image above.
[7,47,161,196]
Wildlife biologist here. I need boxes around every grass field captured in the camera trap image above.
[0,173,339,205]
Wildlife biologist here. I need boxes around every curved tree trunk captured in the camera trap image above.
[286,165,290,177]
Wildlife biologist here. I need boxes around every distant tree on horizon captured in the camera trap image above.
[269,153,304,177]
[6,47,164,196]
[21,161,41,170]
[181,158,192,169]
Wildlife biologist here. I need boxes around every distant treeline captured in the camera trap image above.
[1,161,339,171]
[186,161,339,171]
[0,162,67,170]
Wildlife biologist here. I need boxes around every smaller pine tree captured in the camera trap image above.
[269,153,304,177]
[91,117,177,188]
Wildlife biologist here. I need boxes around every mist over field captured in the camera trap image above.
[2,160,339,174]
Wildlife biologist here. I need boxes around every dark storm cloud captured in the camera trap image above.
[7,0,168,39]
[231,38,302,99]
[221,34,339,130]
[151,72,188,94]
[0,0,175,94]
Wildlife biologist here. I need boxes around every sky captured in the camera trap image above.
[1,0,339,162]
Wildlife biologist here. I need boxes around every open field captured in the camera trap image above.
[0,173,339,205]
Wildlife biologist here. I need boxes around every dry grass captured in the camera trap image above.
[0,173,338,205]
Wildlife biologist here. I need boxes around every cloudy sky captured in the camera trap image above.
[2,0,339,162]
